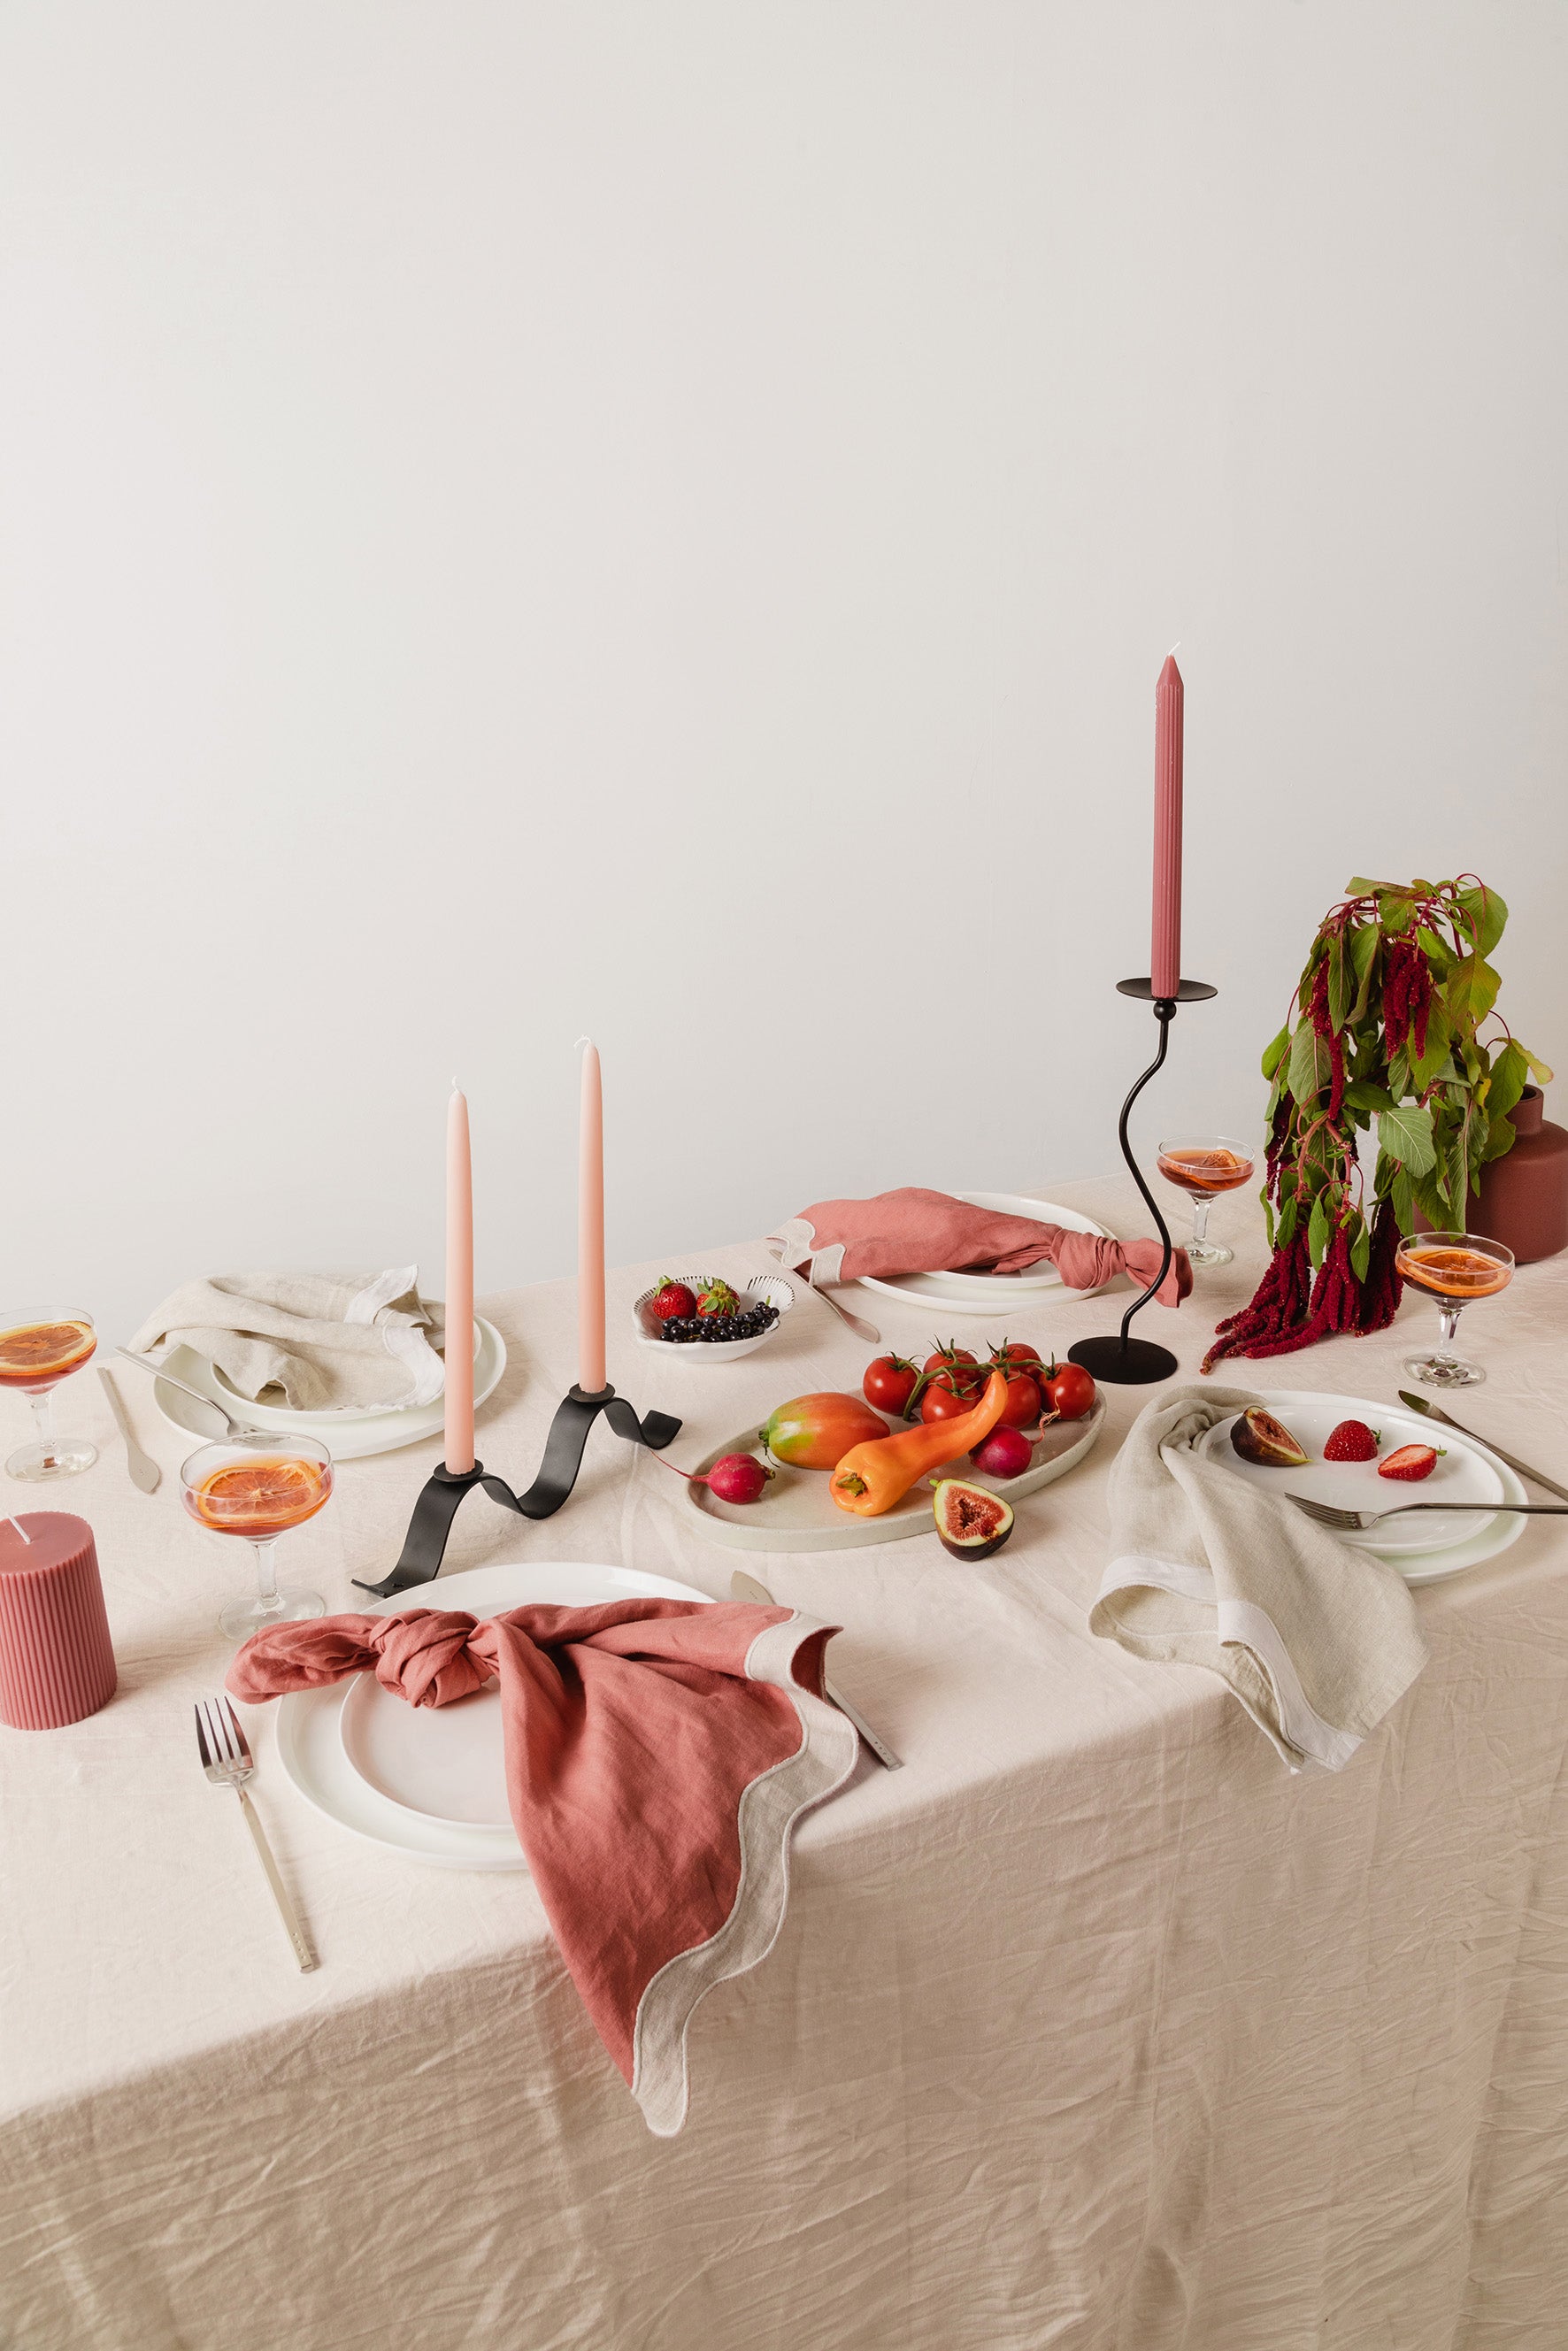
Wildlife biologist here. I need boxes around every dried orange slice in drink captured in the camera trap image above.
[0,1319,97,1385]
[193,1457,330,1536]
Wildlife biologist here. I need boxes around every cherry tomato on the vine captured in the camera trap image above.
[863,1353,919,1418]
[920,1381,979,1425]
[1041,1361,1096,1421]
[995,1372,1042,1428]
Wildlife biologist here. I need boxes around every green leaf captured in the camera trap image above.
[1378,1102,1437,1177]
[1347,876,1399,896]
[1525,1046,1556,1085]
[1287,1022,1333,1107]
[1327,933,1349,1032]
[1349,1218,1372,1284]
[1276,1195,1299,1248]
[1388,1049,1410,1101]
[1390,1164,1416,1234]
[1445,954,1501,1034]
[1379,893,1414,936]
[1260,1024,1290,1081]
[1482,1113,1518,1164]
[1487,1039,1529,1122]
[1307,1191,1333,1270]
[1455,883,1508,957]
[1342,1079,1395,1117]
[1410,1000,1455,1092]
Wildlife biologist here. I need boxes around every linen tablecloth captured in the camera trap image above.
[4,1172,1567,2350]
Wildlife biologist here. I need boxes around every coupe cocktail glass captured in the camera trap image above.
[0,1312,98,1480]
[181,1432,333,1640]
[1395,1231,1513,1388]
[1156,1140,1257,1268]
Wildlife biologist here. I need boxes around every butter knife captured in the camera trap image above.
[97,1369,161,1494]
[1397,1389,1568,1504]
[730,1568,903,1769]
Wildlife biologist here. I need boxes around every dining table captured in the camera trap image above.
[4,1171,1567,2351]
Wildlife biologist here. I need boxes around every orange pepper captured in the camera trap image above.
[828,1370,1010,1517]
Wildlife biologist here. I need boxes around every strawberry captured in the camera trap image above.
[696,1279,741,1319]
[1378,1443,1444,1482]
[650,1279,696,1323]
[1324,1419,1380,1463]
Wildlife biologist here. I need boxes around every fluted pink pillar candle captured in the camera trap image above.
[445,1085,475,1474]
[579,1041,607,1394]
[1151,654,1184,997]
[0,1512,116,1730]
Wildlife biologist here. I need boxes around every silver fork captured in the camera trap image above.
[196,1695,318,1971]
[1287,1494,1568,1532]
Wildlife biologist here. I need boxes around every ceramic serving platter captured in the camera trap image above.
[152,1319,507,1460]
[1196,1388,1529,1584]
[681,1398,1107,1552]
[854,1192,1116,1313]
[274,1559,713,1869]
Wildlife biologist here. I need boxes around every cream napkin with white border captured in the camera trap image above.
[1091,1386,1429,1771]
[127,1268,449,1415]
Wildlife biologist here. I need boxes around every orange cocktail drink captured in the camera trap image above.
[1395,1230,1513,1389]
[0,1311,99,1481]
[1157,1137,1257,1268]
[181,1433,334,1640]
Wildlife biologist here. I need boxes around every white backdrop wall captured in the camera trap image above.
[3,2,1565,1339]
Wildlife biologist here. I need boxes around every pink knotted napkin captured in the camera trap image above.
[227,1598,857,2134]
[771,1187,1192,1306]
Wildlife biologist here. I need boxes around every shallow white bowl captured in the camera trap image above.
[633,1272,796,1363]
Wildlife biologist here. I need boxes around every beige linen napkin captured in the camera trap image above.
[1091,1386,1428,1771]
[127,1268,449,1414]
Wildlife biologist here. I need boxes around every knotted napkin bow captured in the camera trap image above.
[228,1599,857,2133]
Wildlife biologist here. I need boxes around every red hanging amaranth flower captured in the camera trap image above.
[1202,1231,1313,1371]
[1381,940,1432,1063]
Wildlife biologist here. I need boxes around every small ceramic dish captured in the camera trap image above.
[633,1272,796,1363]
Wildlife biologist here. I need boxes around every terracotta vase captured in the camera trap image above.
[1417,1087,1568,1264]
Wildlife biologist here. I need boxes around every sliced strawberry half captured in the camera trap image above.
[1378,1442,1444,1482]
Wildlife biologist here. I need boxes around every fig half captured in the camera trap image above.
[933,1477,1015,1560]
[1230,1407,1309,1469]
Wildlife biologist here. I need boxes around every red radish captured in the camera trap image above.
[651,1279,696,1323]
[1378,1443,1443,1482]
[655,1451,774,1504]
[970,1425,1034,1479]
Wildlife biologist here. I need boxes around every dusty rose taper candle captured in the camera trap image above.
[1151,654,1184,997]
[578,1040,607,1394]
[445,1083,475,1475]
[0,1512,116,1730]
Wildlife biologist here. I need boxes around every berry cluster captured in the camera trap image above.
[661,1303,780,1346]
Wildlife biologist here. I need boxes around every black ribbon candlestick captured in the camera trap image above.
[1067,976,1218,1387]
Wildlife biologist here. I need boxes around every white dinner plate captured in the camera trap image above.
[273,1558,713,1869]
[152,1319,507,1460]
[210,1310,483,1424]
[855,1192,1117,1314]
[1197,1389,1529,1580]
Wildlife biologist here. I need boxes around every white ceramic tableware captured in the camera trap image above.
[152,1320,507,1461]
[1196,1388,1528,1583]
[680,1398,1107,1552]
[632,1272,796,1362]
[855,1193,1117,1314]
[274,1558,714,1869]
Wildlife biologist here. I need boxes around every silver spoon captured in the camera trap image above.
[114,1348,254,1439]
[765,1249,880,1346]
[730,1568,902,1769]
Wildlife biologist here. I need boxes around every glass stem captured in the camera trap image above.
[252,1539,282,1613]
[29,1392,58,1471]
[1435,1302,1463,1363]
[1191,1197,1212,1250]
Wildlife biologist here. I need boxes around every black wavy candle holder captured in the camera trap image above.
[353,1383,682,1600]
[1067,976,1218,1387]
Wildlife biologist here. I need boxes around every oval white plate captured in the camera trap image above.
[1196,1389,1527,1578]
[855,1193,1117,1314]
[274,1559,712,1869]
[153,1320,506,1459]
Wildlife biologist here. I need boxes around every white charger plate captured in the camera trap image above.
[855,1193,1116,1314]
[152,1319,506,1460]
[273,1558,712,1869]
[1197,1389,1528,1582]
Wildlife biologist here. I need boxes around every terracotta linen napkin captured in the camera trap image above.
[1091,1387,1428,1771]
[228,1598,857,2134]
[770,1187,1191,1305]
[127,1268,448,1413]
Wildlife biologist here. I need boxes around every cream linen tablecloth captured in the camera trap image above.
[4,1174,1567,2351]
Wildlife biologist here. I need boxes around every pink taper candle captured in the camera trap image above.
[445,1084,475,1474]
[578,1040,607,1394]
[1151,654,1184,998]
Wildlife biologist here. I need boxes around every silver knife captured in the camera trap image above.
[97,1369,161,1493]
[730,1568,903,1769]
[1397,1389,1568,1505]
